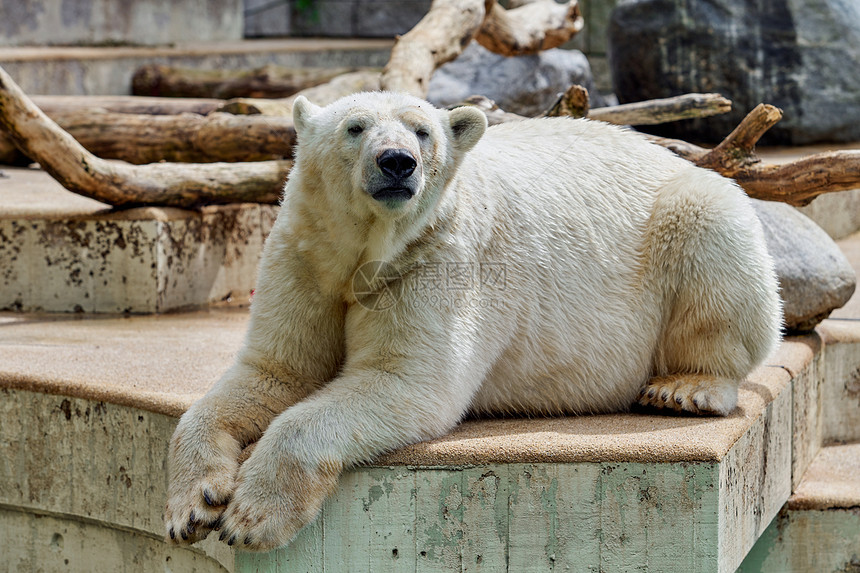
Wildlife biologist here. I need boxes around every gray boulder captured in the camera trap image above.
[609,0,860,144]
[754,199,856,332]
[427,42,606,117]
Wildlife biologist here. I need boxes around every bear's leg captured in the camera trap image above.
[164,237,345,545]
[637,169,781,416]
[214,304,481,550]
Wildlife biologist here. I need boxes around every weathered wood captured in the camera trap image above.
[219,70,382,117]
[659,104,860,206]
[132,64,366,100]
[588,93,733,126]
[695,103,782,176]
[0,109,296,164]
[642,134,709,162]
[476,0,583,57]
[380,0,493,97]
[31,95,224,116]
[545,84,590,119]
[28,108,292,164]
[0,135,28,165]
[736,151,860,206]
[461,93,860,206]
[447,95,525,125]
[0,64,289,208]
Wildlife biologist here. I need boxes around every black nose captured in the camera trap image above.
[377,149,416,180]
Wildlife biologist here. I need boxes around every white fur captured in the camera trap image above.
[164,92,782,550]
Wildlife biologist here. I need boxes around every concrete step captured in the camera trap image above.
[1,154,860,571]
[813,230,860,445]
[0,38,392,96]
[0,306,824,572]
[4,157,860,314]
[0,167,277,313]
[738,443,860,573]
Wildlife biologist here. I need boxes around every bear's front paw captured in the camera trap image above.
[216,449,342,551]
[164,428,241,545]
[637,374,739,416]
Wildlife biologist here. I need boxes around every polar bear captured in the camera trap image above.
[164,92,782,551]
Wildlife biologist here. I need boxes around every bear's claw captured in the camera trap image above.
[638,374,739,416]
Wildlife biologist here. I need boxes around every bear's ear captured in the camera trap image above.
[292,95,321,136]
[447,106,487,153]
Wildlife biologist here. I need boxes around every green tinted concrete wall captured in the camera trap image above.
[738,508,860,573]
[238,462,720,573]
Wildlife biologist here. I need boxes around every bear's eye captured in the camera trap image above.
[416,128,430,140]
[347,125,364,136]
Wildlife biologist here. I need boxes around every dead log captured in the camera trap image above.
[380,0,583,98]
[31,95,224,116]
[736,151,860,206]
[381,0,494,97]
[694,103,782,176]
[132,64,366,99]
[61,110,295,164]
[0,136,28,165]
[219,70,382,117]
[461,92,860,206]
[652,104,860,206]
[448,95,532,124]
[0,108,295,165]
[0,65,288,207]
[545,85,590,119]
[475,0,583,57]
[588,93,732,126]
[685,104,860,206]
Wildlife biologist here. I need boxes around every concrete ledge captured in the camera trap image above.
[788,443,860,511]
[0,307,822,572]
[738,443,860,572]
[0,38,392,95]
[0,388,234,572]
[814,320,860,444]
[0,169,278,314]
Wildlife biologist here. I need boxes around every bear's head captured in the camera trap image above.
[291,92,487,221]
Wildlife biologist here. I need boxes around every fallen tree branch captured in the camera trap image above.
[32,95,225,116]
[1,108,295,164]
[658,104,860,206]
[446,95,526,124]
[132,64,366,99]
[588,93,732,126]
[380,0,493,97]
[545,85,590,119]
[0,65,288,207]
[219,70,382,116]
[736,151,860,206]
[694,103,782,176]
[641,134,708,161]
[459,92,860,206]
[475,0,583,56]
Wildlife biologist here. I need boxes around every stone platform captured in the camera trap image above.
[0,167,277,313]
[0,311,823,572]
[3,239,860,571]
[2,166,860,571]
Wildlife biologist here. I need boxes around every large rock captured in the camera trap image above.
[427,42,606,117]
[754,199,856,331]
[609,0,860,144]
